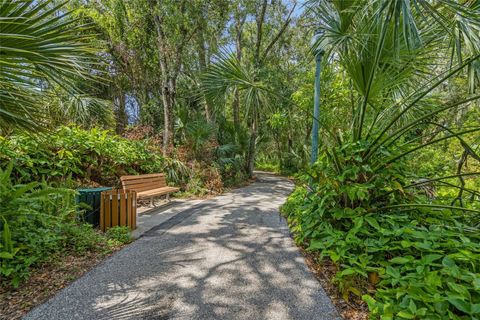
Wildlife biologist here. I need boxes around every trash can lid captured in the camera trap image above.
[77,187,113,193]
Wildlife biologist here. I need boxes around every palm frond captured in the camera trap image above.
[0,0,98,131]
[201,52,269,120]
[61,94,114,127]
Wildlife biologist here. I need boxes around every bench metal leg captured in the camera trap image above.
[166,194,170,202]
[150,197,154,207]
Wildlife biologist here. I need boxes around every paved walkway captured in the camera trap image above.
[25,173,339,320]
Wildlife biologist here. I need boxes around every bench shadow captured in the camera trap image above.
[137,200,183,216]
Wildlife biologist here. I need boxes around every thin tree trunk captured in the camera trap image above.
[232,89,240,135]
[153,14,171,154]
[254,0,268,63]
[152,12,178,154]
[168,77,176,146]
[246,113,258,176]
[232,45,241,134]
[233,10,246,140]
[196,15,213,122]
[276,130,283,167]
[159,78,176,154]
[243,1,294,176]
[150,1,194,154]
[115,88,127,134]
[161,84,173,154]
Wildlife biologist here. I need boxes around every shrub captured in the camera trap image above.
[282,143,480,319]
[0,126,186,187]
[0,164,108,287]
[215,144,246,187]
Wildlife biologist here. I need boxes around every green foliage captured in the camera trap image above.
[254,161,280,174]
[185,120,216,159]
[0,0,99,131]
[0,126,172,186]
[105,226,132,245]
[0,123,243,198]
[283,141,480,319]
[0,164,107,287]
[215,143,246,186]
[202,52,271,177]
[3,1,479,317]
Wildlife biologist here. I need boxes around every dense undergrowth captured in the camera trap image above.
[0,163,132,287]
[1,126,176,187]
[283,142,480,319]
[1,1,480,318]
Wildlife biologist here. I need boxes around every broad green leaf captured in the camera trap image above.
[389,256,413,264]
[397,310,415,319]
[447,298,470,314]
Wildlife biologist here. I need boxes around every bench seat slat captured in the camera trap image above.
[127,185,164,193]
[137,187,179,198]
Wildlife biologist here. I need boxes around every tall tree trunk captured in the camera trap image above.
[243,0,294,176]
[275,129,283,168]
[244,0,267,177]
[246,113,258,176]
[233,7,246,142]
[196,16,213,122]
[151,2,192,155]
[152,13,177,155]
[160,83,174,154]
[232,89,240,135]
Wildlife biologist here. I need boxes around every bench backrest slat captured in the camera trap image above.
[121,173,164,181]
[122,177,165,188]
[120,174,167,192]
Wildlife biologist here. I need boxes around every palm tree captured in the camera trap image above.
[0,0,99,131]
[202,53,269,177]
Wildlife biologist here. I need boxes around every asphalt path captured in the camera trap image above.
[25,173,339,320]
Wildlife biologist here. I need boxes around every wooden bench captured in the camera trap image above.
[120,173,179,206]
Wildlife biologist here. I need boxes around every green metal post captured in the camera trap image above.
[310,50,323,165]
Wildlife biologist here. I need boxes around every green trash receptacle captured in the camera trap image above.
[75,187,112,227]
